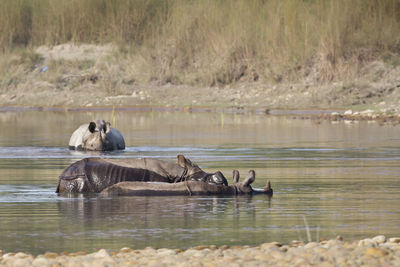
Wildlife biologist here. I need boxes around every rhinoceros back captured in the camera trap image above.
[106,128,125,150]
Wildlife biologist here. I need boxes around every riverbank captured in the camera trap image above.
[1,236,399,266]
[1,43,400,116]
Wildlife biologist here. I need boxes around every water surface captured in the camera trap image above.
[0,109,399,254]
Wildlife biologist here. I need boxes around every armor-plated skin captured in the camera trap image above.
[56,155,228,193]
[69,120,125,151]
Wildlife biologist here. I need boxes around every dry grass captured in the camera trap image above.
[0,0,399,86]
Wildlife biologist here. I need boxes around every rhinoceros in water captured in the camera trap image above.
[56,155,228,193]
[100,170,273,196]
[69,120,125,151]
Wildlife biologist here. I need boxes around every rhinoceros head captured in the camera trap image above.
[177,155,228,186]
[56,159,90,193]
[82,120,113,151]
[232,170,255,194]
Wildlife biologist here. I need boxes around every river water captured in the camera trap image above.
[0,109,399,255]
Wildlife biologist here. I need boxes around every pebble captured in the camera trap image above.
[1,236,400,266]
[31,256,49,267]
[389,237,400,243]
[358,238,378,248]
[304,242,319,249]
[119,247,132,253]
[365,247,389,257]
[373,235,387,244]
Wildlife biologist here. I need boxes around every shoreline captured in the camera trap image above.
[1,104,400,126]
[1,236,399,266]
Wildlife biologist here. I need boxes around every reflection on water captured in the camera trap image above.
[0,109,399,254]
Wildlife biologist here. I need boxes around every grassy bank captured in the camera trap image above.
[1,0,399,85]
[0,1,399,110]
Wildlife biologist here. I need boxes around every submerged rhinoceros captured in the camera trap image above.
[100,170,273,196]
[56,155,228,193]
[69,120,125,151]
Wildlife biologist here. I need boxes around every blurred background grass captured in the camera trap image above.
[0,0,399,86]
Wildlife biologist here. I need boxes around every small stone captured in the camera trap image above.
[143,247,157,255]
[208,245,217,250]
[344,110,353,115]
[10,258,32,267]
[330,112,340,120]
[389,237,400,243]
[15,252,30,258]
[254,254,270,261]
[182,249,197,257]
[336,235,343,241]
[304,242,319,249]
[290,240,304,247]
[147,259,165,267]
[372,235,386,244]
[358,238,378,248]
[192,245,209,250]
[324,239,343,249]
[270,241,282,247]
[3,253,15,258]
[379,242,398,249]
[269,250,284,260]
[43,252,58,258]
[93,249,110,258]
[260,242,282,250]
[275,246,287,253]
[230,245,246,250]
[156,248,176,256]
[364,248,388,257]
[68,251,87,256]
[119,247,132,253]
[32,257,49,267]
[361,109,374,115]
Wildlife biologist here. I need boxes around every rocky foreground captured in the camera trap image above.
[1,236,400,266]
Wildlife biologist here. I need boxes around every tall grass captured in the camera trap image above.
[0,0,167,47]
[1,0,399,84]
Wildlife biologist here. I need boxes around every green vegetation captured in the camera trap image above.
[0,0,399,86]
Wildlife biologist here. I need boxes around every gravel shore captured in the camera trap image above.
[1,236,400,266]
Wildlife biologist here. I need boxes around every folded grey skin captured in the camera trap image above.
[100,170,273,196]
[56,155,228,193]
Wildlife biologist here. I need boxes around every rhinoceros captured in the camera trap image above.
[56,155,228,193]
[69,120,125,151]
[100,170,273,196]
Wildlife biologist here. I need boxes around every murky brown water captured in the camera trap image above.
[0,109,399,254]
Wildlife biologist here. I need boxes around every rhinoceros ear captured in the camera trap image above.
[242,170,256,186]
[104,122,111,133]
[88,122,96,133]
[178,155,198,169]
[233,170,240,184]
[177,155,187,168]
